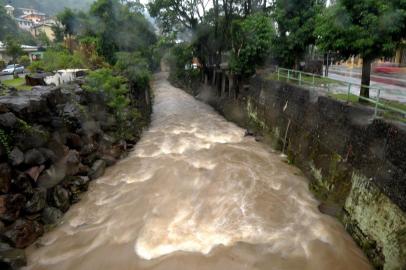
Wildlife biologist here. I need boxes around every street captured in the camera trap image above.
[327,65,406,103]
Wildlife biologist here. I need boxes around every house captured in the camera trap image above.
[15,18,35,31]
[0,41,42,64]
[19,11,47,24]
[3,4,58,42]
[4,4,14,16]
[31,20,58,41]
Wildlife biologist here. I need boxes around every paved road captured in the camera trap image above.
[327,66,406,103]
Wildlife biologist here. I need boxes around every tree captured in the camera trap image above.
[271,0,325,68]
[148,0,209,33]
[230,13,274,75]
[5,37,23,64]
[57,8,77,37]
[51,23,65,43]
[0,5,37,44]
[315,0,406,99]
[37,31,51,47]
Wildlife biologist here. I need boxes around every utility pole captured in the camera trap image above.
[325,50,330,77]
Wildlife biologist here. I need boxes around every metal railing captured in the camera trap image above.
[276,67,406,120]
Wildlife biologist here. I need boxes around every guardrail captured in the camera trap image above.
[276,67,406,120]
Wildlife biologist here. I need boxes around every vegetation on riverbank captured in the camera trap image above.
[0,1,159,268]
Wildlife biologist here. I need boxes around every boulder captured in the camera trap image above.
[65,150,80,176]
[41,207,63,225]
[50,117,64,129]
[0,163,11,193]
[61,103,82,124]
[0,244,26,270]
[0,194,26,222]
[37,163,66,189]
[24,189,46,214]
[38,148,57,163]
[89,160,106,180]
[9,148,23,167]
[0,113,17,129]
[0,103,9,113]
[77,163,90,176]
[66,133,82,150]
[25,165,45,182]
[24,149,46,166]
[65,175,90,204]
[45,140,66,161]
[2,219,43,248]
[64,176,90,194]
[78,121,101,137]
[80,143,98,157]
[49,186,70,212]
[10,174,33,196]
[101,155,117,166]
[13,127,48,151]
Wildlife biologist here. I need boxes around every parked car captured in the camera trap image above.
[373,63,406,74]
[0,64,25,75]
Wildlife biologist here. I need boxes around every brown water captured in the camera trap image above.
[25,74,371,270]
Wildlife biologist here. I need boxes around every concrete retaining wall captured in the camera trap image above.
[189,70,406,270]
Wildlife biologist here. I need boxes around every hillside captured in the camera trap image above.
[6,0,95,15]
[0,4,36,44]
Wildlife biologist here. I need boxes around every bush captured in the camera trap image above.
[114,52,151,90]
[167,43,200,88]
[29,47,86,72]
[83,68,131,137]
[19,55,31,67]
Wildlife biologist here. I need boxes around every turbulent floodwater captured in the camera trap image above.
[25,73,371,270]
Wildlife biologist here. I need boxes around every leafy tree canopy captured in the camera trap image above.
[271,0,325,68]
[315,0,406,97]
[230,13,274,75]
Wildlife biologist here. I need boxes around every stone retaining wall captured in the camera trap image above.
[0,81,151,269]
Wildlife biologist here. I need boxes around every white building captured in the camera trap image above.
[15,18,35,31]
[4,4,14,17]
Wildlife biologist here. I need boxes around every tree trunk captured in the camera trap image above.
[359,57,372,102]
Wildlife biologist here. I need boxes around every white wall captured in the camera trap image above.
[44,69,87,86]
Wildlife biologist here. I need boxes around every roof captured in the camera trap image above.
[4,4,14,9]
[0,41,39,52]
[15,18,34,22]
[32,23,54,29]
[20,13,47,19]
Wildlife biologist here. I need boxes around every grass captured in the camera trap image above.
[2,77,32,91]
[330,93,406,123]
[266,72,340,87]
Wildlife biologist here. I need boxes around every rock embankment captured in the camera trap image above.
[0,82,150,269]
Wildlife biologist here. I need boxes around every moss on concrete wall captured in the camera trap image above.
[345,173,406,269]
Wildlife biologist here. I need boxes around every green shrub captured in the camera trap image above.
[167,43,200,87]
[114,52,151,90]
[19,55,31,67]
[83,68,131,137]
[29,47,86,72]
